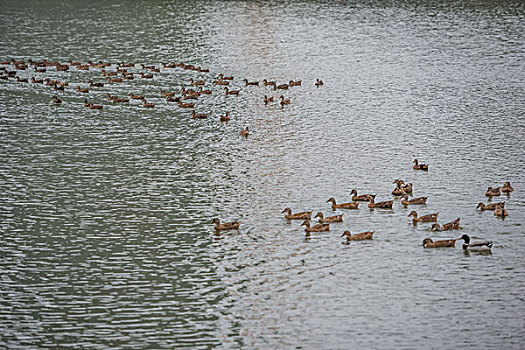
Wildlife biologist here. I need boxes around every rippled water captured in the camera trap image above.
[1,1,524,349]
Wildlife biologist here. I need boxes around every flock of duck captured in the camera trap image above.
[0,58,324,137]
[213,160,514,253]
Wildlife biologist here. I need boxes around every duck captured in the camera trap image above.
[400,182,413,194]
[264,95,274,104]
[199,87,212,94]
[485,187,501,197]
[191,110,208,119]
[189,78,205,86]
[211,218,240,231]
[301,220,330,233]
[501,182,514,193]
[400,194,428,206]
[52,95,62,104]
[391,185,405,196]
[243,79,259,86]
[422,238,457,248]
[177,102,195,108]
[166,96,181,103]
[142,101,155,108]
[315,78,323,86]
[130,93,145,100]
[458,234,492,251]
[476,202,503,211]
[494,203,508,218]
[220,111,230,122]
[225,87,240,95]
[274,83,289,90]
[88,80,104,87]
[107,77,123,83]
[413,159,429,171]
[77,86,89,93]
[367,196,394,209]
[140,72,153,79]
[326,197,359,210]
[161,90,175,97]
[240,126,249,137]
[83,98,90,107]
[280,95,290,105]
[314,212,343,223]
[430,218,460,231]
[281,208,312,220]
[289,80,302,86]
[88,103,103,110]
[409,211,439,223]
[213,79,229,85]
[341,230,374,241]
[31,77,43,84]
[112,96,129,103]
[218,73,233,80]
[350,189,376,202]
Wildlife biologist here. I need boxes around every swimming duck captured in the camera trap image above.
[289,80,302,86]
[315,212,343,223]
[501,182,513,193]
[494,204,508,218]
[263,79,276,86]
[301,220,330,233]
[220,111,230,122]
[225,87,240,95]
[409,211,439,223]
[211,218,240,231]
[400,194,428,206]
[244,79,259,86]
[391,185,405,196]
[218,73,233,80]
[83,99,90,107]
[430,218,460,231]
[422,238,457,248]
[281,208,312,220]
[77,86,89,93]
[280,95,290,105]
[189,78,205,86]
[142,101,155,108]
[350,189,376,202]
[264,95,274,104]
[16,77,28,83]
[31,77,43,84]
[326,198,359,210]
[240,126,249,137]
[413,159,429,171]
[107,77,123,83]
[367,196,394,209]
[166,96,181,103]
[140,73,153,79]
[88,103,103,110]
[88,80,104,87]
[130,93,145,100]
[274,83,289,91]
[341,230,374,241]
[199,87,212,94]
[476,202,503,211]
[401,182,413,194]
[485,187,501,197]
[191,110,208,119]
[177,102,195,108]
[315,79,323,86]
[213,79,229,85]
[161,90,175,97]
[458,234,492,251]
[52,95,62,104]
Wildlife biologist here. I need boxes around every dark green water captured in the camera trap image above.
[1,1,524,349]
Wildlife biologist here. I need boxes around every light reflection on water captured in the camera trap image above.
[1,1,524,349]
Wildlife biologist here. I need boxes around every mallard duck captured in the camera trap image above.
[107,77,123,83]
[315,79,323,86]
[88,103,103,110]
[161,90,175,97]
[367,196,394,209]
[275,83,289,90]
[289,80,302,86]
[401,182,413,194]
[280,95,290,105]
[142,101,155,108]
[301,220,330,233]
[501,182,513,193]
[199,87,212,94]
[220,111,230,122]
[327,197,359,210]
[177,102,195,108]
[31,77,43,84]
[112,96,129,103]
[213,79,229,85]
[349,189,376,202]
[409,211,438,223]
[77,86,89,93]
[240,126,249,137]
[225,87,240,95]
[218,73,233,80]
[264,95,274,104]
[282,208,312,220]
[413,159,429,171]
[83,98,90,107]
[422,238,457,248]
[431,218,460,231]
[458,234,492,251]
[476,202,503,211]
[211,218,240,231]
[52,95,62,104]
[189,78,205,86]
[244,79,259,86]
[400,194,428,206]
[391,186,405,196]
[485,187,501,196]
[494,204,508,218]
[140,73,153,79]
[166,96,181,103]
[341,230,373,241]
[191,110,208,119]
[315,212,343,223]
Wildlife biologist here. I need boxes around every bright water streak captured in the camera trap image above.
[0,1,524,349]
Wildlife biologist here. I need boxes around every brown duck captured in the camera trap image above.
[341,230,374,241]
[485,187,501,197]
[211,218,240,231]
[431,218,460,231]
[315,212,343,223]
[301,220,330,233]
[422,238,457,248]
[282,208,312,220]
[327,197,359,210]
[400,194,428,206]
[413,159,429,171]
[501,182,513,193]
[349,189,376,202]
[409,211,439,223]
[367,196,394,209]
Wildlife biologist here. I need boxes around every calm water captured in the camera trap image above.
[1,1,524,349]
